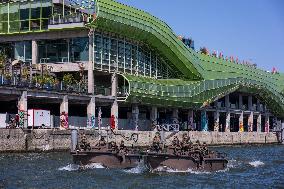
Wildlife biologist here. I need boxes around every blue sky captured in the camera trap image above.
[116,0,284,72]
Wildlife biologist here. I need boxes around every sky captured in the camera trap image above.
[116,0,284,72]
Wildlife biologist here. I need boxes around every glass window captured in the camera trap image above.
[0,22,8,33]
[31,7,41,19]
[9,3,19,21]
[14,41,32,61]
[42,6,51,18]
[0,4,9,22]
[20,20,29,31]
[9,21,19,32]
[71,37,89,62]
[30,20,40,30]
[38,39,68,63]
[19,2,30,20]
[41,19,49,30]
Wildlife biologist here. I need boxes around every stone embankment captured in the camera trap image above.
[0,128,281,152]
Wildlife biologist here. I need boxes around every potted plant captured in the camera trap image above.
[63,73,74,92]
[20,67,29,87]
[3,72,12,85]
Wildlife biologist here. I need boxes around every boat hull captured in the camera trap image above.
[144,153,228,172]
[72,151,142,169]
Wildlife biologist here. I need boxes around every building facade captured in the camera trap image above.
[0,0,284,132]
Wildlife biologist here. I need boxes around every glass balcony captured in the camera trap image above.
[48,13,87,26]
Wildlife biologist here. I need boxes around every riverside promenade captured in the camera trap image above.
[0,128,281,153]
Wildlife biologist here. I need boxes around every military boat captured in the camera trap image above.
[143,133,228,172]
[70,130,228,171]
[71,130,143,169]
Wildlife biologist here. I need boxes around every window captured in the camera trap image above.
[31,7,41,19]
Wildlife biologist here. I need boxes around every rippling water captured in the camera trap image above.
[0,145,284,189]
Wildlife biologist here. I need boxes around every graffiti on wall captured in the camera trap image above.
[19,111,25,128]
[87,115,96,128]
[60,111,68,129]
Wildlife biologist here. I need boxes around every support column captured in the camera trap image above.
[265,115,270,133]
[32,40,38,64]
[172,108,179,124]
[201,110,208,131]
[111,73,118,97]
[257,114,262,132]
[187,110,194,130]
[18,91,28,128]
[248,95,253,111]
[214,111,220,132]
[88,29,94,94]
[87,96,96,128]
[111,101,118,130]
[60,95,68,129]
[257,99,261,112]
[150,106,158,126]
[225,95,230,109]
[225,112,230,132]
[111,73,118,130]
[239,111,244,132]
[239,94,243,110]
[248,111,253,132]
[132,104,139,131]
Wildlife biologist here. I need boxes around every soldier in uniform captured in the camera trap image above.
[118,140,127,163]
[171,136,181,154]
[79,134,91,151]
[96,136,107,147]
[109,141,118,152]
[201,142,209,156]
[152,132,162,152]
[181,133,191,152]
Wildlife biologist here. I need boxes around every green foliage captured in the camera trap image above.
[63,73,74,86]
[0,52,7,70]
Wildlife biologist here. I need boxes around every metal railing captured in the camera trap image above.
[0,75,87,94]
[49,14,88,25]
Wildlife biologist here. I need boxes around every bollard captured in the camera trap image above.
[71,129,78,152]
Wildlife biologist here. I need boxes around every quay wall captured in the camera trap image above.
[0,129,281,152]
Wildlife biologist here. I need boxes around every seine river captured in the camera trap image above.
[0,145,283,189]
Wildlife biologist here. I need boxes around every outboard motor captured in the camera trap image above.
[71,129,78,152]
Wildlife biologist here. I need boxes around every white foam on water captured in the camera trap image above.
[124,161,147,174]
[249,160,264,167]
[153,166,211,174]
[58,164,80,171]
[58,163,105,171]
[227,159,240,169]
[84,163,105,169]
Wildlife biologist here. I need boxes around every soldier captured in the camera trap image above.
[119,140,126,151]
[119,140,127,163]
[171,136,181,154]
[79,134,91,151]
[181,133,191,152]
[193,140,201,151]
[201,142,209,156]
[97,136,107,147]
[172,136,180,146]
[152,132,162,152]
[109,141,118,152]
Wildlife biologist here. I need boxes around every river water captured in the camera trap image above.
[0,145,284,189]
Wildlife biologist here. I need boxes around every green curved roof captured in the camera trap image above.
[91,0,284,117]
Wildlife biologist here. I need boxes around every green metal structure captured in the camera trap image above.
[91,0,284,117]
[0,0,284,117]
